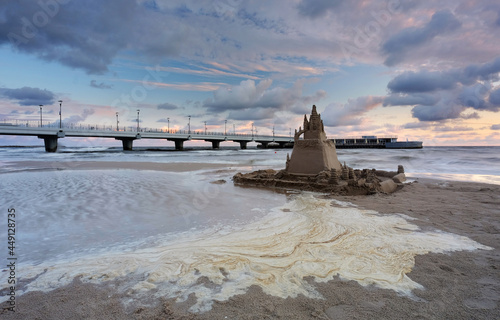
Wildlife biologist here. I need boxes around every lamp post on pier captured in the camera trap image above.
[167,117,170,133]
[272,125,275,138]
[116,112,119,131]
[136,109,140,132]
[39,105,43,127]
[188,115,191,134]
[224,119,227,135]
[233,123,235,135]
[251,122,254,138]
[58,100,63,128]
[204,121,207,134]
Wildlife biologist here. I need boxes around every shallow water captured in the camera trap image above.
[1,169,285,264]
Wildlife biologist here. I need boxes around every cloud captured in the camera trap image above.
[296,0,343,19]
[491,124,500,130]
[383,57,500,121]
[433,125,474,132]
[203,79,326,120]
[0,86,55,106]
[457,83,492,111]
[1,0,140,74]
[387,57,500,92]
[90,80,113,89]
[228,108,277,121]
[489,87,500,106]
[1,0,498,78]
[387,71,457,93]
[157,65,260,80]
[461,57,500,84]
[61,109,95,124]
[383,93,440,106]
[120,79,226,92]
[410,99,479,122]
[157,102,178,110]
[322,96,384,127]
[402,122,434,129]
[382,10,461,66]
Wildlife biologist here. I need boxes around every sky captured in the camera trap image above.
[1,0,500,147]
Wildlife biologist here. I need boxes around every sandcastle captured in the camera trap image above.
[286,105,342,174]
[233,105,406,195]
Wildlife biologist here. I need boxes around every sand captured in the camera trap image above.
[1,165,499,319]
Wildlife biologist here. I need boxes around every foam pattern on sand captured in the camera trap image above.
[6,195,492,312]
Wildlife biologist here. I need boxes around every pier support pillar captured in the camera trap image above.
[277,141,287,148]
[121,139,134,151]
[115,138,135,151]
[259,142,269,149]
[39,136,58,152]
[167,139,187,150]
[174,140,184,150]
[208,140,221,149]
[238,141,248,149]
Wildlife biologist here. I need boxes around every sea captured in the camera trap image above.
[0,145,497,312]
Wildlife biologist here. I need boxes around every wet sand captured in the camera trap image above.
[1,172,499,319]
[2,160,239,173]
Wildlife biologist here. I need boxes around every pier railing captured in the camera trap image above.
[1,119,289,138]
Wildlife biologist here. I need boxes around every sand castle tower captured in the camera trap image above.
[286,105,342,175]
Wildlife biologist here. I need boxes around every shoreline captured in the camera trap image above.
[1,169,499,319]
[1,160,243,173]
[3,160,500,186]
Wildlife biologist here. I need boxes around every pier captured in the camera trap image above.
[0,124,422,152]
[0,123,293,152]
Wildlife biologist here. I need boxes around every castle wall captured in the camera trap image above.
[287,139,341,175]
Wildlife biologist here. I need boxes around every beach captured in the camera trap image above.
[0,158,499,319]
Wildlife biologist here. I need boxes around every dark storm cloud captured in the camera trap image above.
[157,102,178,110]
[296,0,343,19]
[90,80,113,89]
[0,86,55,106]
[382,10,461,66]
